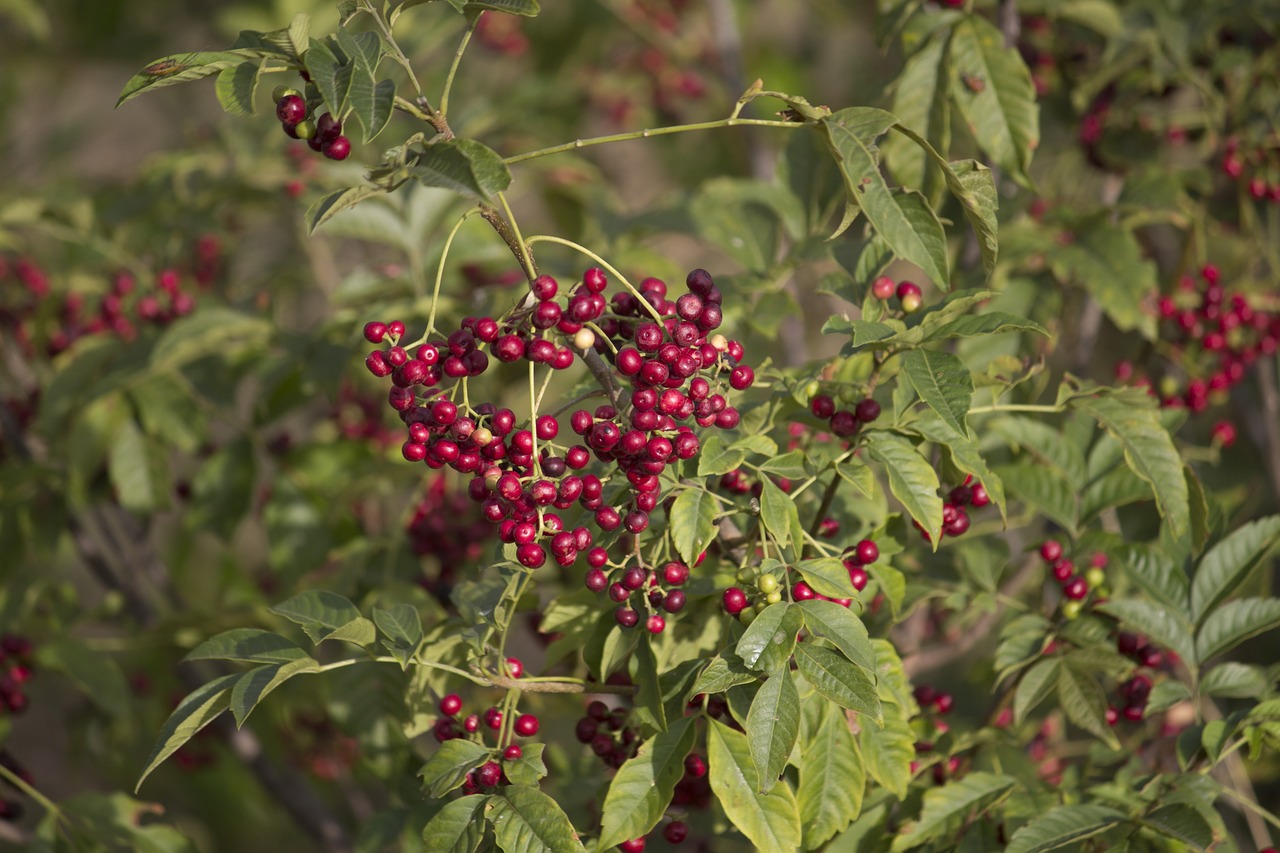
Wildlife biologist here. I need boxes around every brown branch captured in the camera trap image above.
[488,676,636,695]
[479,204,537,281]
[997,0,1021,48]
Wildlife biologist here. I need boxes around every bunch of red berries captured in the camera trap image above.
[1221,136,1280,202]
[404,474,495,595]
[272,85,351,161]
[1146,263,1280,415]
[870,275,924,314]
[808,392,881,439]
[574,700,640,770]
[0,257,201,358]
[432,686,540,793]
[1038,540,1108,619]
[361,268,754,633]
[0,635,34,716]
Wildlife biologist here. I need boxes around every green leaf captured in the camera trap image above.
[631,634,666,733]
[901,349,973,435]
[1048,216,1158,338]
[737,602,803,672]
[118,51,260,107]
[1057,664,1120,749]
[793,557,856,600]
[185,628,309,664]
[734,434,780,456]
[691,652,758,695]
[795,643,882,722]
[35,638,131,718]
[1141,803,1213,851]
[1111,543,1190,614]
[410,139,512,201]
[421,795,488,852]
[892,772,1016,851]
[307,184,390,233]
[669,487,719,567]
[1004,804,1128,853]
[906,412,1008,524]
[797,599,876,672]
[863,430,943,545]
[1014,657,1061,724]
[271,590,376,646]
[136,673,239,790]
[948,16,1038,184]
[990,416,1086,490]
[798,700,864,849]
[1096,598,1196,668]
[418,739,491,797]
[1190,515,1280,624]
[759,477,800,550]
[883,31,951,193]
[486,784,585,853]
[818,107,950,288]
[746,670,801,794]
[215,59,262,116]
[759,450,810,480]
[1195,598,1280,663]
[597,716,697,848]
[835,458,877,498]
[304,38,351,115]
[503,742,546,788]
[374,604,424,669]
[1200,662,1268,699]
[229,657,320,726]
[1072,393,1188,542]
[707,719,802,853]
[859,702,915,799]
[108,418,168,514]
[697,434,746,476]
[150,306,270,370]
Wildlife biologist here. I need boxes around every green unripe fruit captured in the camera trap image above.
[1062,600,1083,620]
[293,119,317,140]
[739,608,757,625]
[1085,567,1106,588]
[754,600,768,614]
[803,379,821,400]
[272,85,302,102]
[736,567,756,584]
[757,574,779,595]
[765,590,783,605]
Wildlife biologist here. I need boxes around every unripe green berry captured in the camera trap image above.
[757,574,779,595]
[1062,600,1084,620]
[739,608,757,625]
[1085,567,1106,588]
[272,85,302,102]
[765,590,782,605]
[293,119,317,140]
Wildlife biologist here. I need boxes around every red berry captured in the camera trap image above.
[323,135,352,161]
[646,615,666,634]
[506,657,524,678]
[1039,540,1063,562]
[476,761,502,787]
[729,365,754,390]
[503,744,523,761]
[619,839,646,853]
[855,539,878,565]
[810,394,835,419]
[439,694,463,716]
[872,275,897,300]
[514,713,540,737]
[276,94,307,125]
[663,821,689,843]
[854,398,881,423]
[363,321,387,343]
[934,693,954,714]
[1063,576,1089,600]
[722,587,748,615]
[484,707,503,730]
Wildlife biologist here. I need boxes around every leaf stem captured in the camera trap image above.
[966,403,1065,415]
[424,207,480,339]
[362,1,424,97]
[439,14,478,118]
[496,192,537,282]
[502,117,805,166]
[0,762,64,825]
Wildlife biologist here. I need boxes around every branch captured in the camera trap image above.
[488,676,636,695]
[479,204,537,281]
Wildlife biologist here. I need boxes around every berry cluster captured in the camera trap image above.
[0,255,206,358]
[1145,264,1280,422]
[0,635,34,716]
[574,698,709,850]
[808,392,881,439]
[361,268,753,633]
[915,476,990,544]
[405,474,495,595]
[587,1,706,127]
[1038,540,1108,620]
[719,538,880,618]
[871,275,924,314]
[432,688,540,793]
[1221,136,1280,202]
[1106,632,1174,725]
[272,85,351,161]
